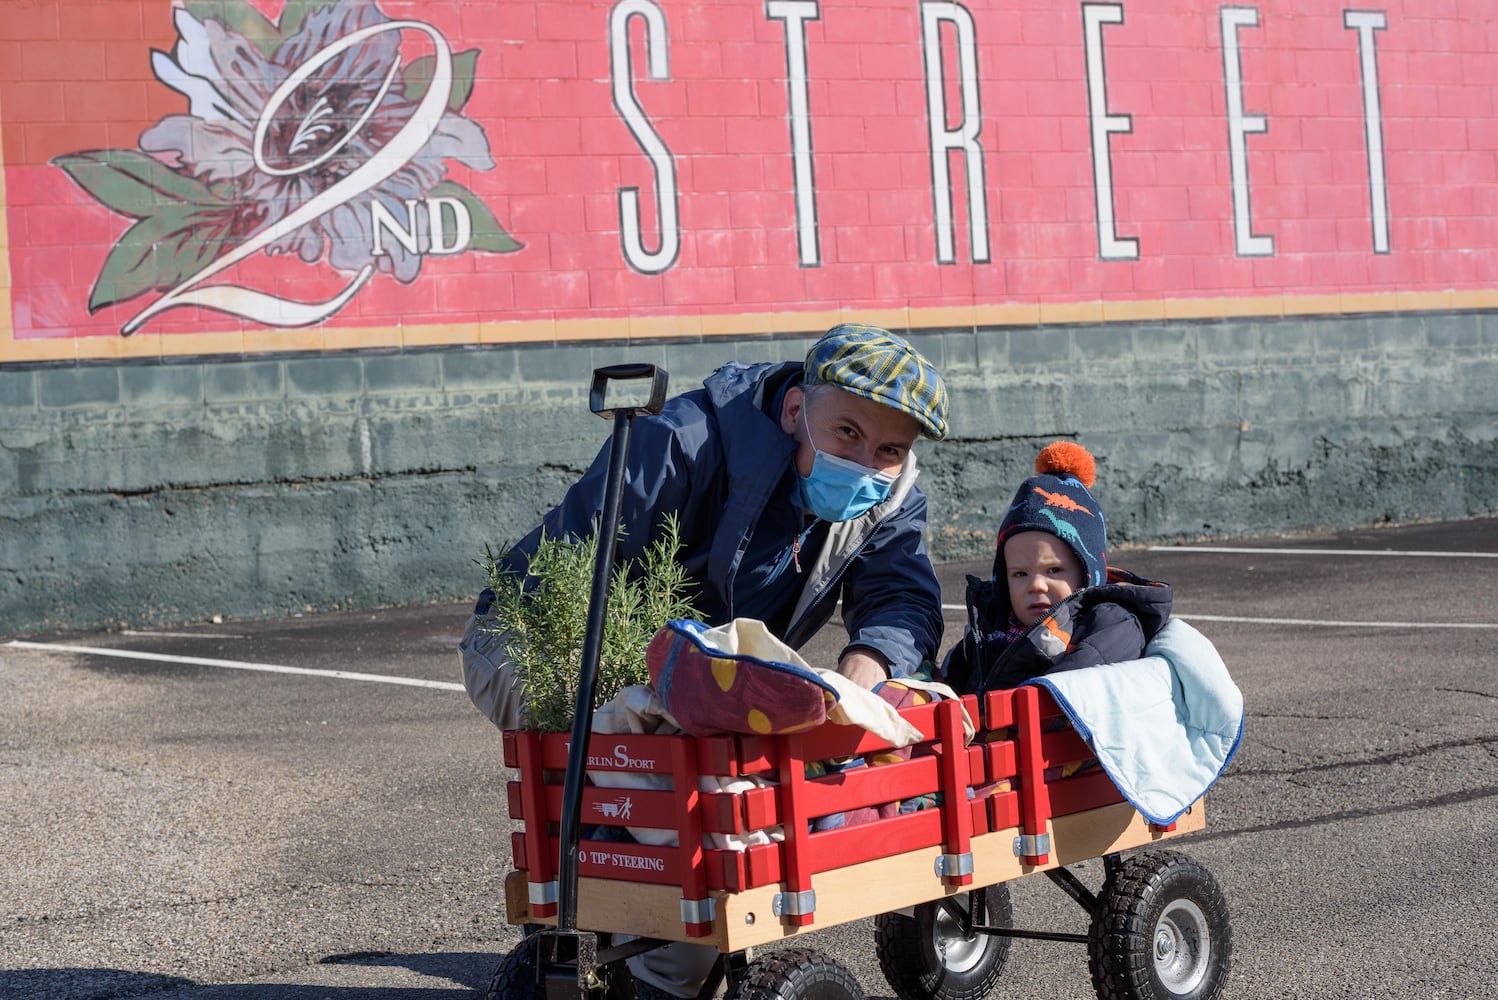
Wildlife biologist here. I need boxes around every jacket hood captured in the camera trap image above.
[972,565,1170,636]
[947,565,1175,693]
[701,360,922,508]
[703,361,801,468]
[1090,566,1174,637]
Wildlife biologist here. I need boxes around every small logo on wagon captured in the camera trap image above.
[592,795,634,820]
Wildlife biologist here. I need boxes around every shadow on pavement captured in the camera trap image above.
[0,969,196,1000]
[0,951,496,1000]
[320,948,494,989]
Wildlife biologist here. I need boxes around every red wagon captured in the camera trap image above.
[492,683,1229,1000]
[483,363,1231,1000]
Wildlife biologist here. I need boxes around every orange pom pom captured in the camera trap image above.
[1034,441,1096,489]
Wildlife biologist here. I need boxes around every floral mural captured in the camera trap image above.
[50,0,520,335]
[4,0,1498,361]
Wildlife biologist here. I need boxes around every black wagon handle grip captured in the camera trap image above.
[590,363,669,419]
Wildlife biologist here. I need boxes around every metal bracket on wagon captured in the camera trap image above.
[679,897,716,924]
[935,852,974,878]
[538,928,600,997]
[772,888,816,918]
[1013,833,1051,858]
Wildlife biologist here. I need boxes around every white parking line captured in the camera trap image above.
[1175,614,1498,629]
[122,629,246,639]
[3,640,466,691]
[1147,545,1498,558]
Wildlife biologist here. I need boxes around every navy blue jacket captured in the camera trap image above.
[942,567,1174,695]
[487,361,944,675]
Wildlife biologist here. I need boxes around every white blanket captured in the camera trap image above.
[1025,618,1244,826]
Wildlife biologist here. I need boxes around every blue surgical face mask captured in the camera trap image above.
[797,409,897,522]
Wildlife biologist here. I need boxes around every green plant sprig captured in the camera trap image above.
[481,513,699,732]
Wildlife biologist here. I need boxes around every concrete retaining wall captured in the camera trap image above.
[3,312,1494,636]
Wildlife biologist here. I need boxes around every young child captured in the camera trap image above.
[942,441,1174,694]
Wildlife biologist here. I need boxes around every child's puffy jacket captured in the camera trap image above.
[942,567,1174,695]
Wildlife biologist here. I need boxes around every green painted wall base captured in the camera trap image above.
[3,313,1496,636]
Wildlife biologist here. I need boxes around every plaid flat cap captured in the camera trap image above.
[804,323,949,439]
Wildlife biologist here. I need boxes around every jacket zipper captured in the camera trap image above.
[792,522,813,573]
[784,502,897,644]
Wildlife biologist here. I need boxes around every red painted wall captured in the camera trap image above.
[2,0,1495,362]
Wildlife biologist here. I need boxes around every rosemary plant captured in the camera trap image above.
[482,514,700,732]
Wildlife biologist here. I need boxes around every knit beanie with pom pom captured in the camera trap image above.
[993,441,1108,588]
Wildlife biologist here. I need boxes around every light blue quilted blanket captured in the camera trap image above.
[1025,618,1244,826]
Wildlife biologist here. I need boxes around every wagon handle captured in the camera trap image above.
[556,363,668,934]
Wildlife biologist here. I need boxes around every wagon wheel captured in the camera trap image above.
[1087,850,1232,1000]
[874,884,1013,1000]
[726,947,865,1000]
[486,932,637,1000]
[485,935,539,1000]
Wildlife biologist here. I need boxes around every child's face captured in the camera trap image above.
[1003,531,1086,626]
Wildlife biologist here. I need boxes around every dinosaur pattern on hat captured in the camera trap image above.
[1039,508,1101,574]
[1035,486,1095,516]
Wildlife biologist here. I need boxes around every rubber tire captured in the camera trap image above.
[726,947,865,1000]
[485,935,540,1000]
[874,884,1013,1000]
[1087,850,1232,1000]
[486,933,641,1000]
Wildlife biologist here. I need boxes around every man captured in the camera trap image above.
[459,322,949,998]
[460,321,950,728]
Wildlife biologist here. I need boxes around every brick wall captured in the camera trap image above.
[5,0,1498,354]
[2,0,1497,633]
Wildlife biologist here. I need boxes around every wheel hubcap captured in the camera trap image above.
[1153,898,1210,994]
[932,899,986,973]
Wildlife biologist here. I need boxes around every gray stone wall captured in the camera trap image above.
[3,312,1496,636]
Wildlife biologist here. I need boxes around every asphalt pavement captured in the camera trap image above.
[2,517,1496,1000]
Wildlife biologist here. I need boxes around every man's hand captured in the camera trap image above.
[837,648,891,690]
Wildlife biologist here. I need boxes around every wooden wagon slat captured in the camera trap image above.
[505,800,1206,951]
